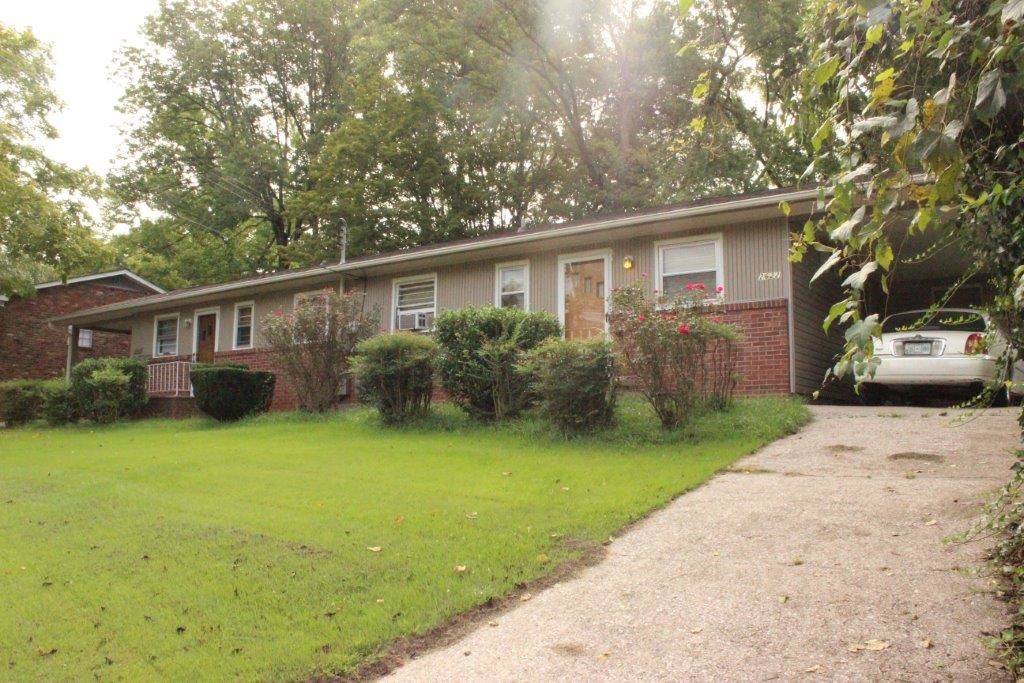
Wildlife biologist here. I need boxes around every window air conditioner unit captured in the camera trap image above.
[397,311,430,331]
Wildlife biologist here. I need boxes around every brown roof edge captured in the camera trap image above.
[51,183,827,325]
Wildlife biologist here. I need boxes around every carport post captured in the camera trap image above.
[65,325,79,381]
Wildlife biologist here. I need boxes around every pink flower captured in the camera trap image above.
[677,323,691,335]
[640,272,649,278]
[712,316,724,324]
[637,314,646,322]
[653,288,660,294]
[686,283,707,291]
[715,285,724,294]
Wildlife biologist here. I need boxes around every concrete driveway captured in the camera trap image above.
[387,406,1021,682]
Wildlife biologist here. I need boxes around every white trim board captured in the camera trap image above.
[390,273,438,333]
[152,313,180,357]
[494,260,530,311]
[653,232,725,298]
[232,301,255,350]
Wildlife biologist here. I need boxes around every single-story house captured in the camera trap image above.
[50,186,979,414]
[0,270,164,382]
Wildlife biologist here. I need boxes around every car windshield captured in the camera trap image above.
[881,310,986,334]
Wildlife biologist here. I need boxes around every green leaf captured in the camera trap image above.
[852,116,897,133]
[1003,0,1024,23]
[842,261,879,290]
[874,68,895,83]
[824,300,849,334]
[779,200,791,217]
[865,23,884,45]
[975,68,1007,120]
[811,121,832,152]
[875,242,894,271]
[692,82,709,99]
[811,250,842,283]
[678,0,695,16]
[829,205,866,242]
[814,57,840,86]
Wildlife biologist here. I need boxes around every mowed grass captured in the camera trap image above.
[0,396,809,681]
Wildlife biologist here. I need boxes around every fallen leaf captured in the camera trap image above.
[488,620,499,627]
[690,627,703,634]
[393,515,404,525]
[919,639,932,649]
[596,652,610,660]
[366,546,382,552]
[779,595,790,604]
[847,639,890,652]
[501,471,512,477]
[37,647,57,658]
[375,598,384,603]
[804,664,824,674]
[561,486,570,491]
[792,558,804,566]
[454,565,467,573]
[520,593,532,602]
[924,519,938,526]
[466,512,479,519]
[536,553,550,564]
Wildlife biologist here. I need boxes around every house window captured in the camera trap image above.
[154,315,179,356]
[77,329,93,349]
[495,262,529,310]
[234,302,254,349]
[393,275,436,332]
[656,236,723,299]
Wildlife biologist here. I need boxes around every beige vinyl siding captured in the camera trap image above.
[130,282,343,359]
[790,250,845,395]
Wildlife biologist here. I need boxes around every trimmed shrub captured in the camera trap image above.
[88,368,131,424]
[40,379,74,426]
[352,333,437,424]
[190,365,276,421]
[70,357,148,421]
[433,306,561,421]
[0,380,45,426]
[524,338,618,435]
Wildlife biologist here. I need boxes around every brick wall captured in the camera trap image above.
[211,348,305,411]
[721,299,791,395]
[0,283,148,381]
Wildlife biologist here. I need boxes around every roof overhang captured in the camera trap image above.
[51,185,824,327]
[35,269,166,294]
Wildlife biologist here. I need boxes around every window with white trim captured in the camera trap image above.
[657,237,722,299]
[394,277,436,331]
[154,316,179,356]
[234,303,254,349]
[77,328,93,349]
[495,263,528,310]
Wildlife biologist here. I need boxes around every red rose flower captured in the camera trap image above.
[637,314,646,322]
[715,285,724,294]
[677,323,691,335]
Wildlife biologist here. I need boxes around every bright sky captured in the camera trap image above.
[6,0,161,176]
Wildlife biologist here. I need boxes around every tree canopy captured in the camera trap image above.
[111,0,812,287]
[0,22,109,298]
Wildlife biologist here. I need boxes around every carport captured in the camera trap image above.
[788,223,983,398]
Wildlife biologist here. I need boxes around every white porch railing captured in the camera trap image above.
[147,360,195,397]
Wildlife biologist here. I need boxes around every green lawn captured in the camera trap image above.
[0,396,809,680]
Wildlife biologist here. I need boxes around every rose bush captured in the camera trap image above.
[608,276,741,428]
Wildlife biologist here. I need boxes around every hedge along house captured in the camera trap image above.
[51,185,976,414]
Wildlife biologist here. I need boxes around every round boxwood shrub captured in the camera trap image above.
[40,379,74,426]
[352,333,437,425]
[0,379,45,426]
[524,338,618,435]
[70,357,148,420]
[189,365,276,421]
[433,306,560,421]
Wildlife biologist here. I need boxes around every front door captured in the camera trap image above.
[563,257,607,340]
[196,313,217,363]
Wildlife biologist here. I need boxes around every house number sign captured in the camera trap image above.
[758,271,782,281]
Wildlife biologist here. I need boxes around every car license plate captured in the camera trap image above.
[903,341,932,355]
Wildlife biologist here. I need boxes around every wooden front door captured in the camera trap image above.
[563,258,607,340]
[196,313,217,363]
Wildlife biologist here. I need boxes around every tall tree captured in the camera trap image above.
[111,0,356,278]
[0,22,109,298]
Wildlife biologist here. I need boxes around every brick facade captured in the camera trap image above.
[144,300,791,418]
[0,281,153,381]
[720,299,791,395]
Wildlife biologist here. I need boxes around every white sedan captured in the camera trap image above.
[859,308,1023,405]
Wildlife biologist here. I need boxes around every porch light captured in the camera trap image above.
[622,256,635,270]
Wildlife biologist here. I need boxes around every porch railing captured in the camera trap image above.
[147,360,195,397]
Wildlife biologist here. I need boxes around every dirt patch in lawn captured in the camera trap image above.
[828,444,865,453]
[888,451,945,464]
